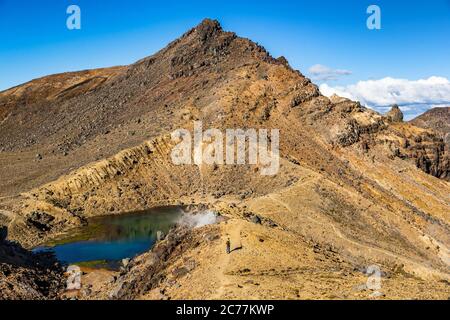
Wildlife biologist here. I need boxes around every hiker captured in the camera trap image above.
[226,238,231,254]
[0,226,7,243]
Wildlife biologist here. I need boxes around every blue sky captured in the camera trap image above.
[1,0,449,118]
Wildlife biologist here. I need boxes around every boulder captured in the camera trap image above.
[250,215,262,225]
[156,230,165,241]
[172,266,189,278]
[121,258,130,268]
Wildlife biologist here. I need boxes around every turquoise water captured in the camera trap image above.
[33,206,182,267]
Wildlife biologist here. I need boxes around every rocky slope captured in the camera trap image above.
[0,19,449,300]
[0,227,64,300]
[411,107,450,147]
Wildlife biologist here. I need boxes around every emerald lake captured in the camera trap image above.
[33,206,183,268]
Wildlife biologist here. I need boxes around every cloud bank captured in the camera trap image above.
[308,64,352,81]
[319,76,450,119]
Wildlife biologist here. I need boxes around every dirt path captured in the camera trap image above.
[212,223,242,299]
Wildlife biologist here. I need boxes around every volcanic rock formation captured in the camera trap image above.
[385,104,404,123]
[411,107,450,146]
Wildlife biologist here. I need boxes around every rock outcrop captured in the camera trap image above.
[411,107,450,146]
[386,104,404,122]
[0,227,64,300]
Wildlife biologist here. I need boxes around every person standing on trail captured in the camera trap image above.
[226,238,231,254]
[0,226,7,243]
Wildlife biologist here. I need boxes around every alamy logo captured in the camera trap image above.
[66,265,82,290]
[66,5,81,30]
[171,121,280,176]
[367,5,381,30]
[366,265,382,297]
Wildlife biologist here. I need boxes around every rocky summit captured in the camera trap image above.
[0,19,449,300]
[385,104,404,123]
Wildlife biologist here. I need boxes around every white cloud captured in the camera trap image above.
[308,64,352,81]
[319,76,450,120]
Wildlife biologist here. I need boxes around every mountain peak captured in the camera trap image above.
[195,18,223,41]
[197,18,222,30]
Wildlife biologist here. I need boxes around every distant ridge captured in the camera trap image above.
[410,106,450,146]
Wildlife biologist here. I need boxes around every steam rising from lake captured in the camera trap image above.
[177,210,218,228]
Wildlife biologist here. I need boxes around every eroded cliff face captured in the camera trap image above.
[0,19,449,300]
[410,107,450,177]
[411,107,450,144]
